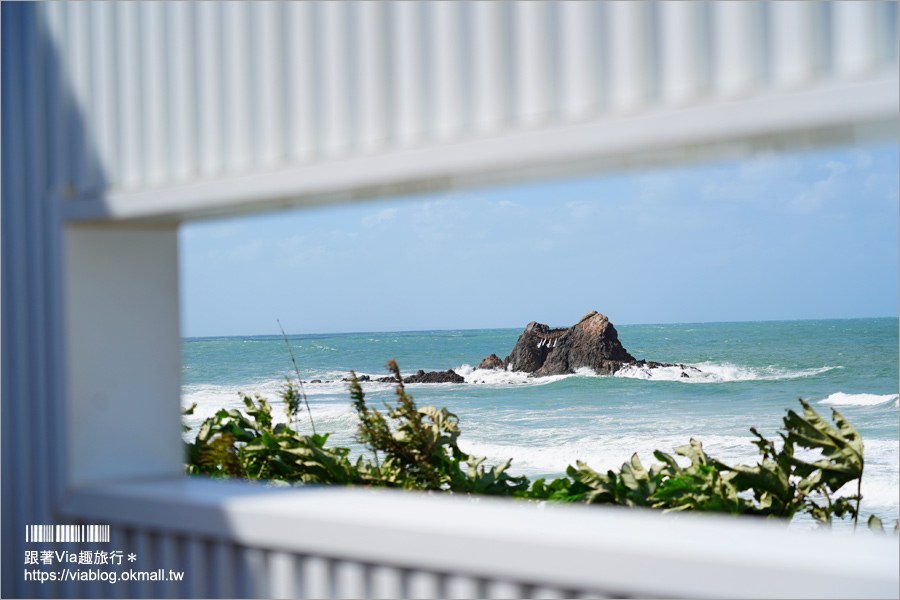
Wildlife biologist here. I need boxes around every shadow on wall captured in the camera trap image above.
[2,3,109,598]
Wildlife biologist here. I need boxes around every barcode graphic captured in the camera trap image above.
[26,525,109,543]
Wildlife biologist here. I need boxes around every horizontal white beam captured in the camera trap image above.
[62,77,898,224]
[66,479,899,599]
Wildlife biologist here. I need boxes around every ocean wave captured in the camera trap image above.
[614,362,836,383]
[454,363,572,387]
[184,359,841,403]
[819,392,899,407]
[457,433,758,478]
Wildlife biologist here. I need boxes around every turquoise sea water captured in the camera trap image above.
[182,318,899,530]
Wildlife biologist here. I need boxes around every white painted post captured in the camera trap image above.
[64,225,183,485]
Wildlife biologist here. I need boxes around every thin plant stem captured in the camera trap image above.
[277,320,316,435]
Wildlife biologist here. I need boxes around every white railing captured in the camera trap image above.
[64,480,899,599]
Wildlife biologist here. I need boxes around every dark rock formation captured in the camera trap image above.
[501,311,632,376]
[356,370,466,384]
[343,374,371,382]
[504,322,560,373]
[485,311,697,377]
[353,311,697,385]
[477,353,505,370]
[402,369,466,384]
[538,311,635,376]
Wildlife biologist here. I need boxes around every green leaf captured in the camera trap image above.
[652,450,682,476]
[783,399,864,493]
[673,439,708,467]
[566,461,617,504]
[868,514,884,533]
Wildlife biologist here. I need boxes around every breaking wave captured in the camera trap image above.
[614,362,836,383]
[454,363,572,386]
[819,392,899,408]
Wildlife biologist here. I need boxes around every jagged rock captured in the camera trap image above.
[537,312,635,376]
[504,312,634,376]
[403,369,466,384]
[477,353,505,370]
[505,321,558,373]
[503,311,696,377]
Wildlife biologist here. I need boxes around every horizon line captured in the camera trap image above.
[182,315,899,341]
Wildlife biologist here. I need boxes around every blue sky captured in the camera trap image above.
[180,143,899,337]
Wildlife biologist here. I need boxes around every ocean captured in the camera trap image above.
[182,317,899,531]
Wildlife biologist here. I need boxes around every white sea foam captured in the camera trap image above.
[455,363,572,387]
[573,366,601,377]
[457,433,757,479]
[819,392,899,407]
[614,362,836,383]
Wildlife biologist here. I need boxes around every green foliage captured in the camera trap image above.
[651,442,755,515]
[531,399,869,527]
[350,360,528,494]
[184,364,887,529]
[184,361,527,496]
[184,393,358,484]
[181,402,197,433]
[281,378,302,425]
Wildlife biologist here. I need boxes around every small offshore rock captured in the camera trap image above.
[477,353,505,370]
[343,374,371,382]
[403,369,466,384]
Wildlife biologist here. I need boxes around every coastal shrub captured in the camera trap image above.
[184,395,358,483]
[350,360,529,494]
[519,403,864,527]
[184,361,889,529]
[183,361,528,495]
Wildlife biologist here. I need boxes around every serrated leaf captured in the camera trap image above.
[783,399,863,493]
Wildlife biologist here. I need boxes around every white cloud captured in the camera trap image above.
[277,235,305,253]
[227,239,265,261]
[787,161,848,214]
[738,154,797,182]
[637,173,674,201]
[411,198,473,241]
[853,150,874,169]
[362,207,399,228]
[824,160,849,176]
[566,200,594,219]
